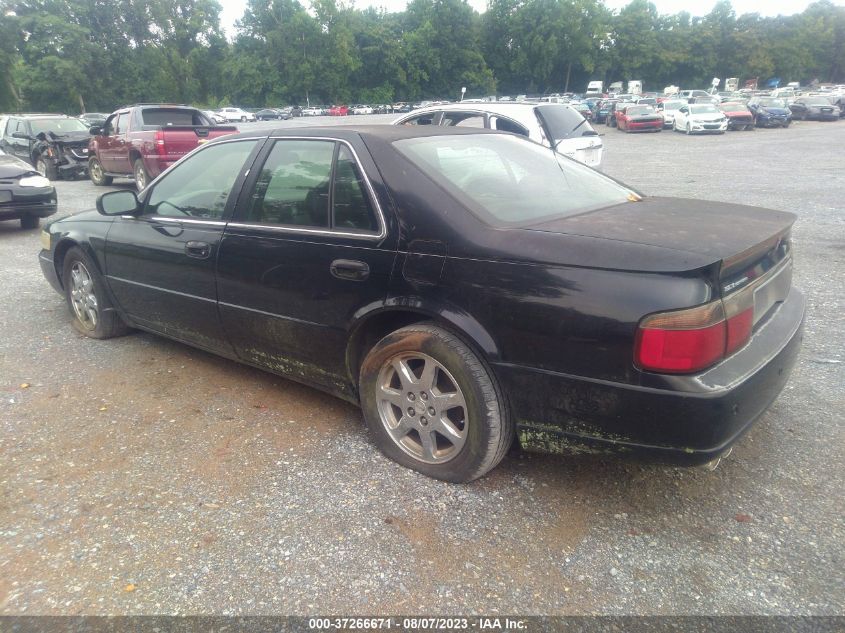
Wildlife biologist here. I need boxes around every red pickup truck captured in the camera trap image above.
[87,105,238,190]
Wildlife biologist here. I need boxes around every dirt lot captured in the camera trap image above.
[1,116,843,615]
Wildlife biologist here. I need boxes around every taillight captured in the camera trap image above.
[636,302,726,373]
[154,130,166,157]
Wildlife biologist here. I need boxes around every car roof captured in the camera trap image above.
[231,124,504,144]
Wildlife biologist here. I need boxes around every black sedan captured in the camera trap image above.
[788,97,840,121]
[0,150,57,229]
[255,108,289,121]
[38,126,805,482]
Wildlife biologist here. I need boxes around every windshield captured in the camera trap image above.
[534,104,589,141]
[626,106,654,116]
[758,98,786,108]
[29,118,90,135]
[719,103,749,112]
[394,134,635,226]
[662,101,685,111]
[690,104,719,114]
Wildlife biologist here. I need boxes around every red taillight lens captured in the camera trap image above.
[635,301,727,373]
[726,307,753,354]
[154,130,166,157]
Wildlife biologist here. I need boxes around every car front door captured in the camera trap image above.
[216,136,397,398]
[675,106,689,129]
[104,137,261,354]
[5,119,31,162]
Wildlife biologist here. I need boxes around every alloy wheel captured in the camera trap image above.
[376,352,468,464]
[69,261,98,330]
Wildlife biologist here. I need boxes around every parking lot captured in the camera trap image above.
[1,116,843,615]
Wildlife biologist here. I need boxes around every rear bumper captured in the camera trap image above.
[496,287,805,465]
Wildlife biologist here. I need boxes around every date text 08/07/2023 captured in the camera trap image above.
[308,617,528,630]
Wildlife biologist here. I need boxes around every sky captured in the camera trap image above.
[218,0,826,35]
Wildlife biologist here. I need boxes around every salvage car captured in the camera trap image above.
[788,97,840,121]
[0,114,91,180]
[0,149,57,229]
[394,102,603,167]
[672,103,729,134]
[38,126,804,482]
[615,104,663,132]
[747,98,792,128]
[718,102,755,130]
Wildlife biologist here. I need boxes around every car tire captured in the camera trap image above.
[358,323,513,483]
[62,246,131,339]
[241,116,247,122]
[89,158,113,186]
[133,159,149,191]
[20,214,40,230]
[36,156,58,181]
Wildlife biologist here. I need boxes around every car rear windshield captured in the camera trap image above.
[29,118,90,135]
[141,108,210,127]
[394,134,635,226]
[534,104,589,141]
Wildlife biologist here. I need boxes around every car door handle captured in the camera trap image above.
[330,259,369,281]
[185,241,211,259]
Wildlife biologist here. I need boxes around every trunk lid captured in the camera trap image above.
[523,196,795,281]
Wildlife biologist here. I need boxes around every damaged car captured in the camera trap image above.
[0,148,57,229]
[0,115,91,180]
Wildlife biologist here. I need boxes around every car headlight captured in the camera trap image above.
[40,229,51,250]
[20,175,51,188]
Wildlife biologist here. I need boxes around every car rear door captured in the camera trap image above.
[216,135,397,397]
[104,137,262,354]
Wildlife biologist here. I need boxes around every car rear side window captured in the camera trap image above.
[245,140,335,228]
[141,108,207,127]
[146,140,258,220]
[245,140,379,233]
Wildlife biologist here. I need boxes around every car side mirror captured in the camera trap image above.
[12,132,31,140]
[97,190,140,216]
[89,126,103,136]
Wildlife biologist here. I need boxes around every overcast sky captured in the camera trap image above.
[218,0,823,35]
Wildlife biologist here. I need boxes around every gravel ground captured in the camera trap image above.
[1,115,843,616]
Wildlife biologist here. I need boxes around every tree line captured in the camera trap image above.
[1,0,843,113]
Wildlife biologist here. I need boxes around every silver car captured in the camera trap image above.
[393,102,604,167]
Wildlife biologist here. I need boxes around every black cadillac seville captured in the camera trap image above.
[38,126,805,482]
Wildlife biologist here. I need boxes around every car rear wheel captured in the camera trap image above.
[36,156,58,181]
[133,159,149,191]
[359,323,513,482]
[62,247,130,339]
[241,116,247,122]
[88,158,113,186]
[20,214,39,230]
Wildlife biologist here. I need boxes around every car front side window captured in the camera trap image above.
[145,140,258,220]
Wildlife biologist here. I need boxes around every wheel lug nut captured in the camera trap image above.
[420,392,428,401]
[408,393,415,401]
[407,407,415,416]
[420,417,428,426]
[428,407,436,416]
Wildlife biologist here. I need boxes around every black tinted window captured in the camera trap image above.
[332,145,378,232]
[245,140,334,227]
[141,109,210,126]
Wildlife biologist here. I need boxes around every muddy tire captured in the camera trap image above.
[62,246,130,339]
[359,323,513,483]
[89,157,113,186]
[133,159,149,191]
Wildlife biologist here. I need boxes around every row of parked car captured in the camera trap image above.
[590,90,844,134]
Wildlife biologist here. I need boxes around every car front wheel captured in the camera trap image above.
[62,247,130,339]
[359,323,513,482]
[36,156,58,180]
[20,214,39,230]
[89,158,113,186]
